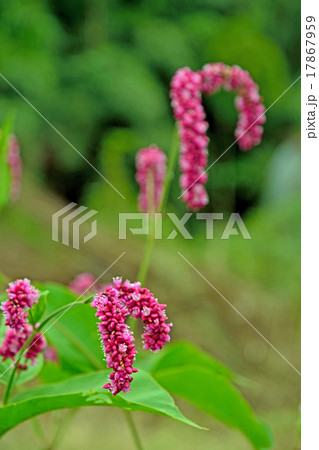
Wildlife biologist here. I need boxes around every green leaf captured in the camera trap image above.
[29,290,48,325]
[152,344,272,449]
[36,282,104,374]
[0,354,44,386]
[0,370,203,437]
[151,341,233,379]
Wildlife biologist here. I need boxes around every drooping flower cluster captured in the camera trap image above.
[92,278,172,395]
[2,279,40,331]
[201,64,266,150]
[170,63,265,210]
[170,68,209,210]
[0,324,46,369]
[136,145,167,212]
[0,279,46,370]
[7,135,22,201]
[92,288,138,395]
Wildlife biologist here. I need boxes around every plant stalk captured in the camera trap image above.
[3,331,36,405]
[127,126,179,448]
[137,126,179,286]
[123,410,144,450]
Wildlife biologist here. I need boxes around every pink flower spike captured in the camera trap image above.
[2,279,40,331]
[0,323,46,370]
[136,145,167,212]
[170,63,265,210]
[7,135,22,202]
[92,290,138,396]
[170,67,209,210]
[69,273,98,295]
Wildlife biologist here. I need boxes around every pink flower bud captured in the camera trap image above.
[136,146,167,212]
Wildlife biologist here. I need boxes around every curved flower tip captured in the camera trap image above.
[92,278,172,395]
[0,323,46,369]
[170,63,265,210]
[136,145,167,212]
[68,272,98,295]
[2,279,39,331]
[201,64,265,151]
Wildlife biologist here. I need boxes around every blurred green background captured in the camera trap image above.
[0,0,300,449]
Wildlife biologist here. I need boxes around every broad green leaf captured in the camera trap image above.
[36,282,104,374]
[0,370,202,436]
[153,365,272,449]
[0,354,44,386]
[150,341,233,378]
[39,361,73,384]
[29,290,48,325]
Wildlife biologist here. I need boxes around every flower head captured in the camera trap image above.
[170,63,265,210]
[136,145,167,212]
[92,289,138,395]
[170,68,209,210]
[2,279,39,331]
[92,278,172,395]
[0,323,46,370]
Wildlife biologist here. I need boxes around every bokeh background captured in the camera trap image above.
[0,0,300,449]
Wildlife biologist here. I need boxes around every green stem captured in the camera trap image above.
[158,125,180,213]
[123,410,144,450]
[136,215,155,286]
[127,126,179,447]
[45,408,79,450]
[137,126,180,286]
[31,416,47,444]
